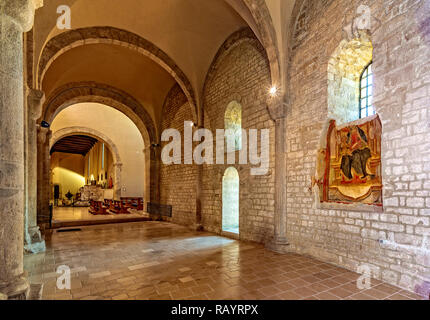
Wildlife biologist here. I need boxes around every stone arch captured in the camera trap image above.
[50,127,123,200]
[41,82,155,146]
[43,83,155,206]
[240,0,281,89]
[289,0,310,49]
[327,31,373,125]
[37,26,197,121]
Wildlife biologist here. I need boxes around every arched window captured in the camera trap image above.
[222,167,239,234]
[359,62,374,118]
[327,31,373,124]
[224,101,242,151]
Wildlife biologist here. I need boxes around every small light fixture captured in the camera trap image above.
[41,120,50,128]
[269,86,278,97]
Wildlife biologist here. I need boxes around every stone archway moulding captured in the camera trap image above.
[37,26,198,122]
[43,82,154,204]
[50,126,123,200]
[42,82,155,146]
[241,0,281,89]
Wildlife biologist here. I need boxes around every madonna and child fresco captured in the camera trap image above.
[313,115,383,206]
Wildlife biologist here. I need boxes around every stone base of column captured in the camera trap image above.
[0,274,30,300]
[194,223,204,232]
[25,226,46,253]
[265,236,291,254]
[28,283,44,300]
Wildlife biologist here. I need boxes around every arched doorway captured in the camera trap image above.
[50,127,122,202]
[222,167,239,234]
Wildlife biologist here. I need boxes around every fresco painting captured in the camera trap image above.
[316,115,383,206]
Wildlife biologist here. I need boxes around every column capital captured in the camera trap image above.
[37,126,51,144]
[27,89,45,121]
[267,93,289,120]
[0,0,43,32]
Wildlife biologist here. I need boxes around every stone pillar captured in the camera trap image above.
[36,127,51,228]
[0,0,44,299]
[143,147,151,211]
[143,145,161,211]
[149,144,161,204]
[195,126,203,231]
[112,162,122,200]
[24,89,45,253]
[265,95,290,253]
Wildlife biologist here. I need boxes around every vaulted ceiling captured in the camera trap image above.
[33,0,296,130]
[34,0,248,113]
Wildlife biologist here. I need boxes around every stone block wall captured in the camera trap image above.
[287,0,430,293]
[159,84,198,226]
[201,28,276,243]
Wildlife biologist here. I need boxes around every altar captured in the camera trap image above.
[80,185,106,202]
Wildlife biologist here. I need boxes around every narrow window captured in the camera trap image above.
[359,62,374,118]
[224,101,242,151]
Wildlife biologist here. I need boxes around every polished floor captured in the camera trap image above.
[52,206,148,224]
[24,221,424,300]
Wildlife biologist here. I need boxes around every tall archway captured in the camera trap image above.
[50,127,123,200]
[222,167,240,234]
[41,82,156,146]
[40,83,157,207]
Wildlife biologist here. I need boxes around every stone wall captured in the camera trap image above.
[201,28,276,243]
[287,0,430,294]
[159,84,198,226]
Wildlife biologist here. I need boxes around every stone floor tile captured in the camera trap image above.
[22,221,419,301]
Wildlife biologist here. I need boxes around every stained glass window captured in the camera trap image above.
[359,63,375,118]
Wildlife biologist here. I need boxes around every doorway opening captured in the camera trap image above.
[222,167,239,234]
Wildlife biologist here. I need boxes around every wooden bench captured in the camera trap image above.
[89,200,109,215]
[120,197,144,211]
[108,200,130,214]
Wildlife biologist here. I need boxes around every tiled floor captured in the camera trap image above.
[53,206,146,222]
[24,221,424,300]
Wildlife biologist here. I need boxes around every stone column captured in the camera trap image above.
[144,144,161,218]
[195,126,203,231]
[143,147,151,211]
[265,95,290,253]
[24,89,45,253]
[149,144,161,203]
[0,0,44,299]
[112,162,122,200]
[36,127,51,228]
